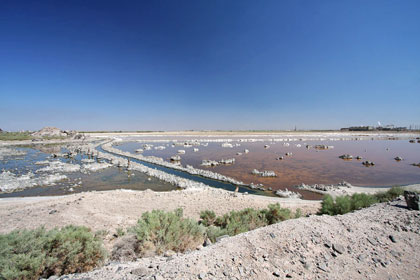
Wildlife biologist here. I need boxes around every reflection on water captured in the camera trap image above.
[117,139,420,192]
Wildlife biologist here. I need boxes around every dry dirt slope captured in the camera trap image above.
[63,198,420,280]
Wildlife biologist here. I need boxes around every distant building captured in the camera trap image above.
[347,126,374,131]
[341,125,407,132]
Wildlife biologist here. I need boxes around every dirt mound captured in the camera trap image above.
[64,198,420,280]
[31,127,78,138]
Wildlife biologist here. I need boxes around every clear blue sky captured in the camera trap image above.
[1,0,419,131]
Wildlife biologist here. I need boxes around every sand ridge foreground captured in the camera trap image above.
[62,198,420,280]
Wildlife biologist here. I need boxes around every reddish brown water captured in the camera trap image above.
[118,140,420,194]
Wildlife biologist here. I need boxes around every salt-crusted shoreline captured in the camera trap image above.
[296,182,420,197]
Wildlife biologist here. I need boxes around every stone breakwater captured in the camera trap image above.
[100,141,247,188]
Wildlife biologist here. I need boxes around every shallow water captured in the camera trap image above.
[116,139,420,192]
[0,145,176,197]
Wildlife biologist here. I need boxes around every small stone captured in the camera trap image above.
[198,272,206,279]
[389,235,397,243]
[318,262,328,272]
[367,237,378,246]
[270,232,276,238]
[357,254,367,261]
[130,267,148,276]
[332,244,345,254]
[164,250,175,257]
[238,267,244,275]
[272,271,281,277]
[324,241,332,248]
[216,235,230,242]
[390,250,401,258]
[286,273,292,278]
[203,238,212,247]
[49,210,57,215]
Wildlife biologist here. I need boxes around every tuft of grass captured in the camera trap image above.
[116,227,126,237]
[130,208,205,256]
[0,225,106,280]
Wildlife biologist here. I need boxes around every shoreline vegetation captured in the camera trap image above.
[0,187,416,280]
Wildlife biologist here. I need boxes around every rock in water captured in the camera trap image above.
[404,191,420,210]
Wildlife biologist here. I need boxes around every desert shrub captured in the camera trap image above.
[199,210,217,227]
[319,194,335,215]
[205,226,227,243]
[374,186,404,202]
[116,227,126,237]
[262,203,292,224]
[334,196,352,215]
[319,187,406,216]
[111,234,139,262]
[214,208,267,236]
[294,208,303,218]
[351,193,378,210]
[130,208,205,256]
[0,225,106,280]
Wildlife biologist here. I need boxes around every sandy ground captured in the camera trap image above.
[0,188,320,248]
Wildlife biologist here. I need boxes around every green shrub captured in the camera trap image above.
[319,187,405,216]
[0,225,106,280]
[205,226,227,243]
[334,196,352,215]
[374,186,404,202]
[214,208,267,236]
[320,194,335,215]
[262,203,292,224]
[199,210,217,227]
[351,193,378,210]
[294,208,303,218]
[130,208,205,256]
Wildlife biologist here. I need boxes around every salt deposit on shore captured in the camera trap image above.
[81,162,111,172]
[36,161,81,173]
[296,181,420,197]
[0,170,67,192]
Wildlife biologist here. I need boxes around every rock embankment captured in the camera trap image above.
[64,198,420,280]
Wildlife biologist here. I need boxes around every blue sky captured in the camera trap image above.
[1,0,419,131]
